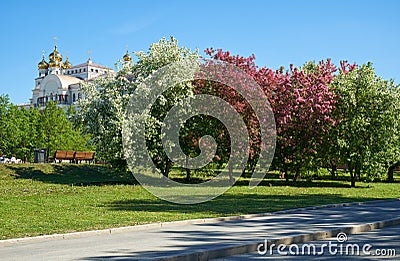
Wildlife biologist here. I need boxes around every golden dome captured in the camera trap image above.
[123,50,132,62]
[38,55,49,70]
[49,59,61,68]
[49,45,63,63]
[62,57,72,69]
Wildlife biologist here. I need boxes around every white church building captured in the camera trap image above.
[29,42,132,108]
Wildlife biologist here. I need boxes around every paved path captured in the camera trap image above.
[213,225,400,260]
[1,199,400,260]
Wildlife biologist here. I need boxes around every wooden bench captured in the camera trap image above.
[74,151,95,164]
[54,150,75,163]
[52,150,95,164]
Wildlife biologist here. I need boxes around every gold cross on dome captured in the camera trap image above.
[41,49,45,58]
[53,36,58,46]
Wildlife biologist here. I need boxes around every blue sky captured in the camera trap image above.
[0,0,399,104]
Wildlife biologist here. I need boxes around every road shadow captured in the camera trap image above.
[104,193,380,216]
[84,196,397,260]
[4,164,365,188]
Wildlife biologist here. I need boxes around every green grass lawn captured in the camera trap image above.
[1,164,399,240]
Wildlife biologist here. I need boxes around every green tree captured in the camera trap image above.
[0,96,40,160]
[0,94,11,155]
[0,96,90,161]
[382,85,400,182]
[39,102,91,160]
[0,94,11,116]
[0,105,21,157]
[332,62,400,187]
[14,107,39,161]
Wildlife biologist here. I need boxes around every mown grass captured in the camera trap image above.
[1,164,399,240]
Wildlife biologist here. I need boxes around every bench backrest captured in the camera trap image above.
[54,150,75,160]
[74,151,95,160]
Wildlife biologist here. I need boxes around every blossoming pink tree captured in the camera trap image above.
[271,60,338,182]
[197,49,339,183]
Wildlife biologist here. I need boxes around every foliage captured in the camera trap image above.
[199,50,338,181]
[79,72,133,168]
[271,60,338,180]
[331,62,400,186]
[0,100,91,161]
[40,102,91,158]
[77,37,400,187]
[194,49,265,175]
[80,37,199,173]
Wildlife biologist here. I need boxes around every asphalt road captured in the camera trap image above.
[213,224,400,260]
[1,200,399,260]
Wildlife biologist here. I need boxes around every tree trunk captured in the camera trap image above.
[293,167,301,182]
[388,166,394,183]
[330,159,337,177]
[46,147,50,163]
[228,161,235,185]
[355,166,361,181]
[349,168,356,188]
[242,169,247,178]
[161,159,172,183]
[284,168,289,185]
[387,162,399,182]
[185,155,190,182]
[165,160,172,178]
[46,133,51,163]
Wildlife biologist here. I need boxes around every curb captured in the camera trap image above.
[1,198,399,246]
[155,217,400,261]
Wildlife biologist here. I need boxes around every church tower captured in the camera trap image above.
[48,44,63,75]
[122,46,132,67]
[62,51,73,73]
[37,50,49,77]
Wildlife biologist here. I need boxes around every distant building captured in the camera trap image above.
[26,42,132,109]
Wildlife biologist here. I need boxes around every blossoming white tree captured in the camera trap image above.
[79,37,198,172]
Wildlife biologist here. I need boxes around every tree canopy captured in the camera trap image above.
[0,101,91,161]
[79,37,400,187]
[3,36,394,188]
